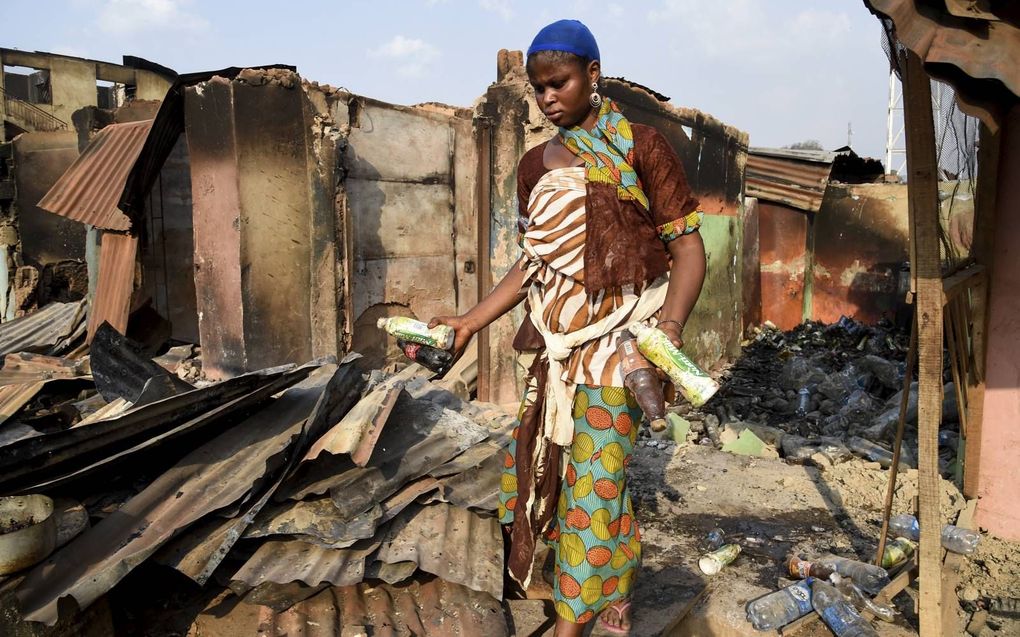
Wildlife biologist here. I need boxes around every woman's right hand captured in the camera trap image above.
[429,315,476,358]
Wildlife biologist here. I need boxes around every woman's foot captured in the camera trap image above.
[598,600,632,635]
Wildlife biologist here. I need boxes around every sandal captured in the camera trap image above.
[598,600,632,635]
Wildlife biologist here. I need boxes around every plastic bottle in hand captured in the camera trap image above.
[397,339,453,375]
[889,514,981,555]
[745,578,815,631]
[628,323,720,407]
[377,317,455,350]
[616,331,667,431]
[814,556,890,595]
[811,579,880,637]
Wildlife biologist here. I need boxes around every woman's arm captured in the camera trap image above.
[429,257,530,355]
[657,231,707,347]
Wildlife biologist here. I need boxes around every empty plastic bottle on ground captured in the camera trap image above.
[830,574,897,623]
[811,579,880,637]
[880,537,916,568]
[888,513,981,555]
[628,323,719,407]
[786,555,834,580]
[397,339,453,375]
[377,317,455,350]
[746,578,815,631]
[616,330,668,431]
[814,556,890,595]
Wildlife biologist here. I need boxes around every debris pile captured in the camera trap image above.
[0,319,513,635]
[664,317,966,477]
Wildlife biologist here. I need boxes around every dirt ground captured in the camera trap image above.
[621,439,1020,636]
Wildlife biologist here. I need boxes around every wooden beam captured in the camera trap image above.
[901,48,945,637]
[475,117,493,402]
[941,500,978,635]
[940,264,984,304]
[962,122,999,497]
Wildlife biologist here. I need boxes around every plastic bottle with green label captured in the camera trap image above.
[628,323,720,407]
[377,317,455,350]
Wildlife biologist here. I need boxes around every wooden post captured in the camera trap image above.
[901,49,945,637]
[475,117,493,402]
[963,122,999,496]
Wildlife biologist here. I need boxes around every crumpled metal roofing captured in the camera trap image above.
[746,147,837,213]
[37,120,151,231]
[0,361,311,493]
[0,300,87,357]
[866,0,1020,128]
[232,538,381,591]
[223,578,508,637]
[14,365,338,624]
[374,502,503,599]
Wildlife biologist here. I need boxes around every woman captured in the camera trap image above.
[430,19,707,636]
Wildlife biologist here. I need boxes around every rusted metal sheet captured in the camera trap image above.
[866,0,1020,128]
[746,148,836,213]
[247,477,439,548]
[0,362,311,494]
[281,391,490,506]
[37,121,151,231]
[0,352,87,387]
[0,381,44,427]
[86,232,137,343]
[192,578,508,636]
[304,383,400,467]
[757,202,809,330]
[811,183,910,324]
[14,365,336,625]
[432,451,503,511]
[0,300,86,356]
[374,502,503,599]
[155,360,366,585]
[231,539,380,591]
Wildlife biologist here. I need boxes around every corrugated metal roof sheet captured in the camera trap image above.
[244,578,509,637]
[866,0,1020,128]
[0,300,87,357]
[86,232,137,343]
[14,364,337,625]
[746,148,836,213]
[374,502,503,599]
[37,120,151,231]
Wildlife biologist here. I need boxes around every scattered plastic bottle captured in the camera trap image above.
[616,331,668,431]
[888,513,921,540]
[880,537,916,568]
[814,556,890,595]
[746,577,815,631]
[377,317,455,350]
[888,513,982,554]
[847,436,895,468]
[811,579,880,636]
[703,528,726,551]
[941,525,982,555]
[628,323,720,407]
[397,339,453,375]
[786,555,835,580]
[698,543,741,575]
[830,574,897,623]
[795,387,811,416]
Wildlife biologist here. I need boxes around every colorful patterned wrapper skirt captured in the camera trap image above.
[499,383,642,623]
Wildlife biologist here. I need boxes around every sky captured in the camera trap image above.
[3,0,893,161]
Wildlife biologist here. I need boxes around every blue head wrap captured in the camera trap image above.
[527,19,600,62]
